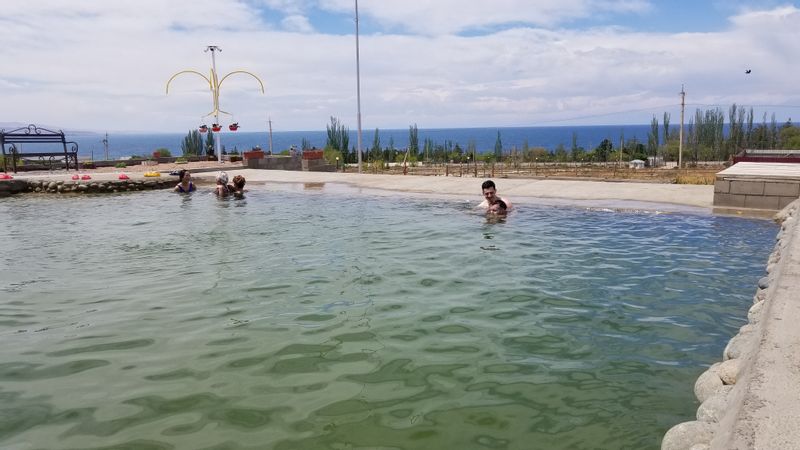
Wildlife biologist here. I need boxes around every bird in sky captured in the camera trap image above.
[745,69,752,74]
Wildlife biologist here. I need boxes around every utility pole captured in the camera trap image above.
[268,116,273,154]
[679,85,685,169]
[354,0,363,173]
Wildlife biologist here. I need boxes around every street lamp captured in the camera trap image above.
[336,156,340,171]
[166,46,265,163]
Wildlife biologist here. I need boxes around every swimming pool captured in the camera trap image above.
[0,186,777,449]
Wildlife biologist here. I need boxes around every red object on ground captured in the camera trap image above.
[71,174,80,180]
[302,150,324,160]
[0,173,12,180]
[118,173,130,180]
[81,174,91,180]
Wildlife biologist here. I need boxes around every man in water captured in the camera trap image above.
[487,199,508,216]
[478,180,513,211]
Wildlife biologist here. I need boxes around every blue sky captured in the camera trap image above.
[1,1,799,132]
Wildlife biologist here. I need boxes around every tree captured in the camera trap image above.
[370,128,381,161]
[494,130,503,161]
[325,116,350,154]
[181,130,203,156]
[594,139,613,162]
[648,116,659,157]
[408,124,420,160]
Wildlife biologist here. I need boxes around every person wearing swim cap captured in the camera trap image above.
[214,171,230,197]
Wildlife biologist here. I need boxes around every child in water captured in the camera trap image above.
[227,174,246,198]
[487,199,508,216]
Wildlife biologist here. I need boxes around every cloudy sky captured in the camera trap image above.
[2,0,799,133]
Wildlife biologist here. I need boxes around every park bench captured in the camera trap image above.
[1,124,79,173]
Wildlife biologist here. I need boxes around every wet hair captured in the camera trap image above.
[231,175,246,190]
[482,180,496,191]
[494,199,507,211]
[216,171,228,185]
[178,169,190,182]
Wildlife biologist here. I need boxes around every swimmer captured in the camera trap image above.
[478,180,513,211]
[227,174,246,198]
[173,169,195,193]
[214,171,230,196]
[487,199,508,216]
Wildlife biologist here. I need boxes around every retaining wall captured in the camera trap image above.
[0,178,175,196]
[662,199,800,449]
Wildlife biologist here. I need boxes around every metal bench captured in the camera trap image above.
[1,124,79,173]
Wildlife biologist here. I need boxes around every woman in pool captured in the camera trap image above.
[214,171,230,197]
[173,169,195,193]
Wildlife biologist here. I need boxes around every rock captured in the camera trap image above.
[722,331,756,361]
[717,359,741,385]
[695,366,724,402]
[753,289,767,304]
[689,444,710,450]
[77,184,88,191]
[35,187,42,192]
[747,301,764,324]
[47,181,57,190]
[662,421,714,450]
[757,276,770,289]
[697,385,734,424]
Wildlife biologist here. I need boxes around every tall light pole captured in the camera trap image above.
[166,46,265,163]
[355,0,363,173]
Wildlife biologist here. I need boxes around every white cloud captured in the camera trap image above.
[280,14,315,32]
[320,0,651,34]
[0,1,798,132]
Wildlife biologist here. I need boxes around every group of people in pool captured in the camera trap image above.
[173,170,246,198]
[175,171,507,213]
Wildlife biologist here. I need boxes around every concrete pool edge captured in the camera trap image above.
[662,199,800,450]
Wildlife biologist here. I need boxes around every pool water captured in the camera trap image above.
[0,186,777,449]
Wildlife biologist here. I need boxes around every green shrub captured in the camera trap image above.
[175,157,188,164]
[115,162,127,168]
[153,148,172,158]
[82,161,95,169]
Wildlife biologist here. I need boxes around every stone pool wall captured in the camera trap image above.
[662,199,800,449]
[0,178,175,196]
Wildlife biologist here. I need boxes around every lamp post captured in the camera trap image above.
[166,46,265,163]
[336,156,340,171]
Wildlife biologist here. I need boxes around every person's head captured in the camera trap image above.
[178,169,191,183]
[488,199,508,215]
[231,175,246,190]
[216,171,229,186]
[482,180,497,204]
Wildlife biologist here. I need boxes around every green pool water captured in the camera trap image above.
[0,186,777,449]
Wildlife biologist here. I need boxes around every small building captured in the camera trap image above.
[629,159,645,169]
[647,156,665,167]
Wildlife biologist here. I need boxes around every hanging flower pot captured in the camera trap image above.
[199,125,208,133]
[229,123,239,131]
[211,123,222,132]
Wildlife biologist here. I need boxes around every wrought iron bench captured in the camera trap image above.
[1,124,79,173]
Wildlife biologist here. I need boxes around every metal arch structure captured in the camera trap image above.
[165,46,265,162]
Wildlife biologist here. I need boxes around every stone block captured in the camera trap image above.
[744,195,780,210]
[730,180,765,195]
[713,193,745,207]
[714,180,730,193]
[764,182,800,197]
[779,196,799,209]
